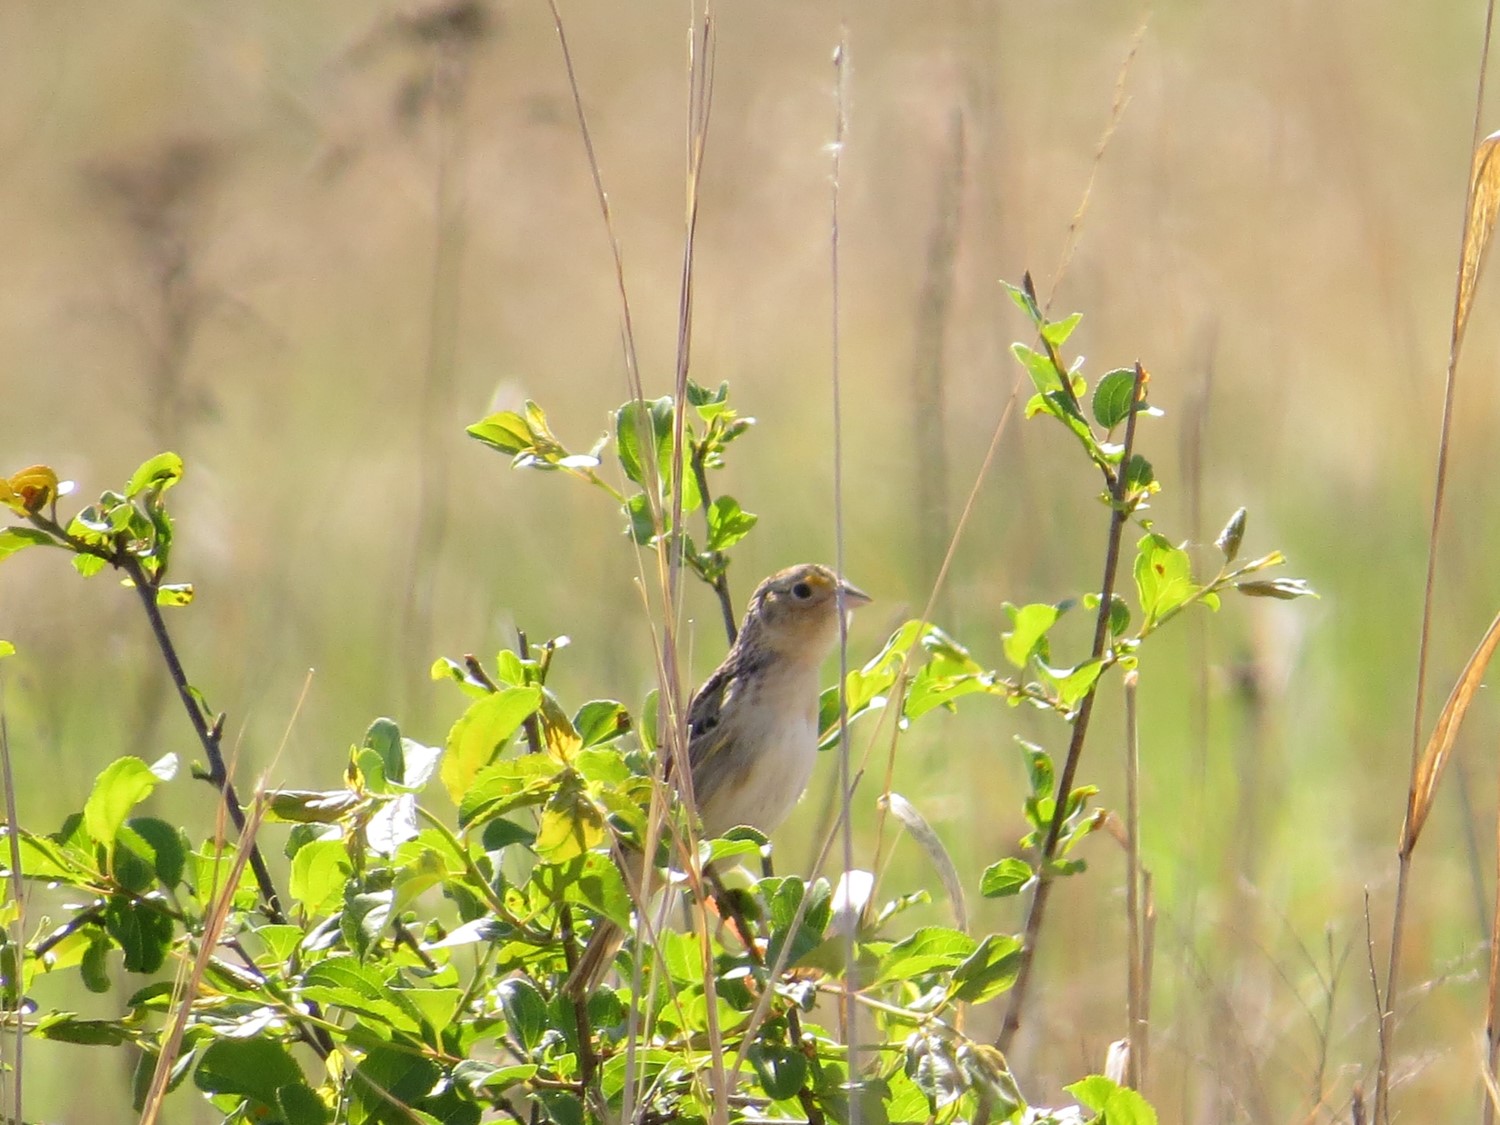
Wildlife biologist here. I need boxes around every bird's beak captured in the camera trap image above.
[838,580,872,608]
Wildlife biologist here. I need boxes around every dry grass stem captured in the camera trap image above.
[1381,6,1498,1117]
[1403,609,1500,853]
[139,792,271,1125]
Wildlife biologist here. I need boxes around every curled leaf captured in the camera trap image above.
[1235,578,1317,600]
[1216,507,1247,561]
[6,465,59,514]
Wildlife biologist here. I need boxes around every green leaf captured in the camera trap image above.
[277,1082,333,1125]
[84,757,164,850]
[876,927,977,983]
[440,686,543,803]
[126,452,184,498]
[497,977,548,1053]
[154,583,193,607]
[615,398,673,488]
[1133,533,1199,627]
[1237,577,1318,600]
[1041,310,1083,349]
[467,411,533,456]
[1039,658,1105,711]
[72,553,107,578]
[1001,278,1043,326]
[32,1012,132,1045]
[458,754,562,828]
[706,495,758,551]
[764,877,833,970]
[949,933,1021,1003]
[980,858,1033,898]
[573,700,630,748]
[1091,368,1138,428]
[194,1037,305,1111]
[362,717,406,790]
[0,527,54,562]
[121,817,187,888]
[533,780,605,863]
[749,1041,808,1101]
[341,888,393,960]
[1012,343,1064,396]
[301,957,422,1033]
[533,852,631,928]
[623,491,657,545]
[81,930,111,993]
[1018,740,1053,799]
[347,1046,444,1122]
[103,894,173,973]
[1067,1075,1159,1124]
[0,640,13,659]
[1002,602,1064,669]
[1124,453,1155,495]
[453,1060,539,1097]
[686,378,730,412]
[290,839,352,912]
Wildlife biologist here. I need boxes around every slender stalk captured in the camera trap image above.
[829,29,860,1125]
[116,552,285,922]
[997,363,1145,1054]
[1488,793,1500,1125]
[689,445,737,647]
[1122,670,1144,1092]
[1379,5,1497,1120]
[0,704,23,1125]
[557,905,597,1089]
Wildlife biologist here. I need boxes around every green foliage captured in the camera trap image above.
[0,286,1316,1122]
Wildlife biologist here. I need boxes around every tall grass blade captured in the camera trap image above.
[1402,610,1500,854]
[1455,131,1500,354]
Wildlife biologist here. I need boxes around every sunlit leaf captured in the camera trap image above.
[1092,368,1138,428]
[440,686,542,803]
[84,758,164,851]
[1002,602,1063,669]
[706,495,758,551]
[0,527,54,562]
[125,453,184,498]
[980,857,1033,898]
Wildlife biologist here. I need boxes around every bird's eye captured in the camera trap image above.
[791,581,813,600]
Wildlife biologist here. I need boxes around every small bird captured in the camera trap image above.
[564,562,871,996]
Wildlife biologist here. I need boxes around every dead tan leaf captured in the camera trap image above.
[1455,130,1500,352]
[1405,609,1500,852]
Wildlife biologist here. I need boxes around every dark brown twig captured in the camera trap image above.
[997,363,1147,1054]
[115,551,286,922]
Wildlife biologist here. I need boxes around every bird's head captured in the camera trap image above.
[741,563,871,664]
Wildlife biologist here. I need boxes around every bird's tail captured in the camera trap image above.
[563,921,625,998]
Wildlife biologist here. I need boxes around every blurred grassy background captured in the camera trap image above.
[2,1,1498,1120]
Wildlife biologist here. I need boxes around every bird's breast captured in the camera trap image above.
[696,665,821,839]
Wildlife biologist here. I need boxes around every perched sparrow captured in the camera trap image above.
[564,563,871,996]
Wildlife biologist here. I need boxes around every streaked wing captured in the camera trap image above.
[684,657,738,776]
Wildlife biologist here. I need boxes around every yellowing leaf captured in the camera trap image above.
[6,465,58,514]
[533,782,605,863]
[440,687,542,803]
